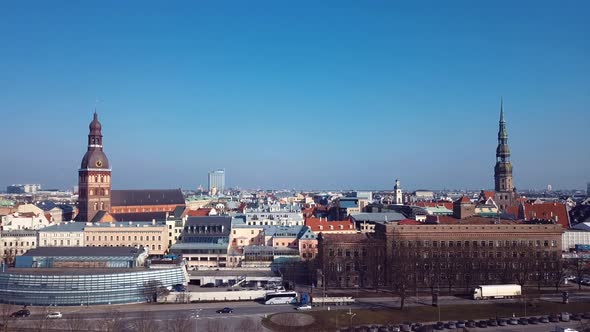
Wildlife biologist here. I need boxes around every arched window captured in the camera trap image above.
[100,202,104,210]
[93,203,98,210]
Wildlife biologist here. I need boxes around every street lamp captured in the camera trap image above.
[347,308,356,330]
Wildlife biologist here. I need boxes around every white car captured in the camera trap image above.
[296,305,312,311]
[47,312,62,319]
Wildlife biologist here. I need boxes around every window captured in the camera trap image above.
[329,249,334,257]
[337,249,343,257]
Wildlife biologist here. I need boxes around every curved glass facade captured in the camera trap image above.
[0,267,186,306]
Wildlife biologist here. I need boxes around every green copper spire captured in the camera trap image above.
[498,98,508,143]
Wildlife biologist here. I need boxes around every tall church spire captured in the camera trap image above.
[493,98,516,210]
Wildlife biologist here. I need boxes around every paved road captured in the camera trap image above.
[8,293,589,331]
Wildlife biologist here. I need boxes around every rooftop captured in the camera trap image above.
[350,212,406,223]
[39,221,86,232]
[22,246,146,257]
[111,189,185,207]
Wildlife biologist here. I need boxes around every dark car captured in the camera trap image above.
[497,318,507,326]
[445,321,456,329]
[477,320,488,328]
[549,315,560,323]
[410,323,423,331]
[487,319,498,327]
[518,317,529,325]
[456,321,466,328]
[201,283,215,288]
[540,316,549,323]
[173,284,186,292]
[508,318,518,325]
[216,307,233,314]
[571,313,582,321]
[434,322,444,330]
[10,310,30,318]
[466,320,477,328]
[399,323,411,332]
[528,317,539,324]
[583,312,590,319]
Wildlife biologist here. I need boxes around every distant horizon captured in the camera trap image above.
[1,1,588,190]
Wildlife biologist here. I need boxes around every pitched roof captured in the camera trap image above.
[111,189,185,207]
[319,232,373,244]
[305,217,356,233]
[455,196,472,204]
[414,201,454,210]
[398,219,422,225]
[522,202,569,228]
[186,208,212,216]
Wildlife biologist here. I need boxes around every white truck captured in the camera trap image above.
[472,284,522,300]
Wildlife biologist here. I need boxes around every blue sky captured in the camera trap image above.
[0,1,588,191]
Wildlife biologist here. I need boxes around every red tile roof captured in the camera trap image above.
[481,191,495,200]
[305,216,356,233]
[455,196,472,204]
[398,219,422,225]
[186,208,212,217]
[522,202,569,228]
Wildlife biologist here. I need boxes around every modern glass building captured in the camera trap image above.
[0,267,187,306]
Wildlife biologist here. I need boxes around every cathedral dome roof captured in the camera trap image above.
[81,150,110,169]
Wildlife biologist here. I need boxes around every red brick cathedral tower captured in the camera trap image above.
[77,112,111,222]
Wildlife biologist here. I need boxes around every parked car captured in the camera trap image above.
[410,322,423,331]
[10,310,30,318]
[497,318,507,326]
[583,312,590,319]
[549,315,560,322]
[456,320,466,328]
[46,312,62,319]
[477,320,488,328]
[434,322,444,330]
[528,317,539,324]
[215,307,233,314]
[466,320,477,328]
[487,319,498,327]
[560,312,570,322]
[571,313,582,321]
[296,305,312,311]
[540,316,550,323]
[201,283,215,288]
[173,284,186,292]
[508,318,519,325]
[518,317,529,325]
[399,324,411,332]
[445,321,456,329]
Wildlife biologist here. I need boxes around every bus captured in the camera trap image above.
[263,290,298,305]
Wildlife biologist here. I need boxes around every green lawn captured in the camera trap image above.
[263,301,590,332]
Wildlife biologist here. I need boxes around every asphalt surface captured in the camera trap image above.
[8,293,590,331]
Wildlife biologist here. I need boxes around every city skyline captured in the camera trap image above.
[1,1,588,190]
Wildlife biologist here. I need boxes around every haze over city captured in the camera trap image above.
[1,1,588,190]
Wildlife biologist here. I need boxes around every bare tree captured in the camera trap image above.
[570,256,590,290]
[64,311,90,332]
[142,280,170,303]
[549,255,567,292]
[0,304,15,332]
[128,311,161,332]
[205,319,226,332]
[99,308,125,332]
[390,239,412,310]
[32,307,54,332]
[238,317,262,332]
[166,312,195,332]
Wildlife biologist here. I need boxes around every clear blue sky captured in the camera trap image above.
[0,1,588,191]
